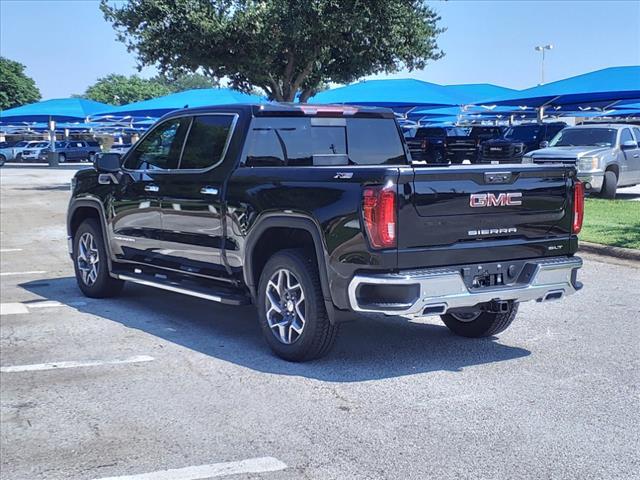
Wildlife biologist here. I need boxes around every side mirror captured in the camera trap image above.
[621,140,637,150]
[539,141,549,148]
[94,152,121,172]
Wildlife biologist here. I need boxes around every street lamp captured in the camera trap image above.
[534,44,553,85]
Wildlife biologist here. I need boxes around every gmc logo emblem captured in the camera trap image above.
[469,192,522,208]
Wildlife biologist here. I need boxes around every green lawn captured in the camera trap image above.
[580,198,640,249]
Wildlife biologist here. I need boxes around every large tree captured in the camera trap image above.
[83,74,172,105]
[154,72,220,91]
[0,57,41,110]
[101,0,444,102]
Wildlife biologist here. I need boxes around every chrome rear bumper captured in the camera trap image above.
[348,256,583,317]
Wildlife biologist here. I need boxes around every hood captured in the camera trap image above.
[527,146,610,160]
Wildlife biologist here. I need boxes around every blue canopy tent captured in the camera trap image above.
[91,88,266,119]
[475,66,640,109]
[0,98,113,123]
[443,84,517,104]
[309,79,461,112]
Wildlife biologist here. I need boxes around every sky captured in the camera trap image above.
[1,0,639,100]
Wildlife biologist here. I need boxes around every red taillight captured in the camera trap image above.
[573,180,585,234]
[362,186,397,249]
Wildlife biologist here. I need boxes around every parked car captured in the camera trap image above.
[36,140,101,162]
[68,103,583,361]
[445,126,505,163]
[479,123,566,163]
[0,141,18,166]
[522,124,640,198]
[0,140,43,163]
[21,141,64,161]
[406,126,467,163]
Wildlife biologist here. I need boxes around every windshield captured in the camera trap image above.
[470,127,502,138]
[549,128,617,147]
[34,142,49,148]
[15,141,29,147]
[503,125,542,142]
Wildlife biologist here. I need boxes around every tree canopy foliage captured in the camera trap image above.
[83,74,172,105]
[153,72,219,91]
[101,0,444,102]
[0,57,41,110]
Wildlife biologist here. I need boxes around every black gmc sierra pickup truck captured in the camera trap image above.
[68,103,584,361]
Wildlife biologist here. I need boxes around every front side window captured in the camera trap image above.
[124,118,189,170]
[620,128,634,145]
[179,115,235,170]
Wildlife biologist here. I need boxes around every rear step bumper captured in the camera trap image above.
[348,256,583,317]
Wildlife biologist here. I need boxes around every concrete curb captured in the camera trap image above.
[579,241,640,263]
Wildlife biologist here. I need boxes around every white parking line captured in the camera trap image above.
[92,457,287,480]
[0,270,46,277]
[1,300,66,315]
[0,248,23,253]
[0,355,154,373]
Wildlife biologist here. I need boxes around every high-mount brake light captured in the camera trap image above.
[298,105,358,116]
[362,185,397,249]
[573,180,584,234]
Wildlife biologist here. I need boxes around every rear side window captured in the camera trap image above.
[244,117,405,167]
[179,115,235,170]
[124,118,189,170]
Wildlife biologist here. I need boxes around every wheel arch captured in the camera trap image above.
[244,215,334,309]
[67,198,114,268]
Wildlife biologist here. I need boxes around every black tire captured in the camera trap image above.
[58,153,66,163]
[441,302,519,338]
[88,152,96,163]
[257,249,339,361]
[72,219,124,298]
[600,170,617,199]
[0,155,5,167]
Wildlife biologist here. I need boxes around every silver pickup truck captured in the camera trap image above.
[522,124,640,198]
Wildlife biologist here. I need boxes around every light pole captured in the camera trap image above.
[534,44,553,85]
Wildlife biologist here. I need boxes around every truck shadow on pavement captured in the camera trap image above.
[20,277,531,383]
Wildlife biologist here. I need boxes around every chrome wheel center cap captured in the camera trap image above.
[286,300,294,312]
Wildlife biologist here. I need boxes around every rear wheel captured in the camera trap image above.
[600,170,617,199]
[257,249,339,361]
[58,153,66,163]
[0,154,5,167]
[441,302,519,338]
[73,219,124,298]
[88,152,96,163]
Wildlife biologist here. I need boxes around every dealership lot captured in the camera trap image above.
[1,166,639,480]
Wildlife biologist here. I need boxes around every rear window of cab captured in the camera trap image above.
[244,117,407,167]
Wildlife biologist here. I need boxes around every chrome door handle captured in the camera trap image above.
[200,186,219,196]
[144,184,159,192]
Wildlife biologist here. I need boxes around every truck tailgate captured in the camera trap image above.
[396,164,575,267]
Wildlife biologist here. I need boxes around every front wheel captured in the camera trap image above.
[58,153,66,163]
[0,155,5,167]
[73,219,124,298]
[257,249,339,361]
[441,302,519,338]
[600,170,617,199]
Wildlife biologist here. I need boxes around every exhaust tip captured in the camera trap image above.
[423,304,447,316]
[543,291,564,301]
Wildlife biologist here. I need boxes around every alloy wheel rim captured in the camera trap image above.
[77,232,100,286]
[450,311,481,323]
[265,268,306,345]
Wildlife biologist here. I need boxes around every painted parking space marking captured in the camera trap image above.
[1,300,68,315]
[91,456,287,480]
[0,270,46,277]
[0,248,23,253]
[0,303,29,315]
[0,355,155,373]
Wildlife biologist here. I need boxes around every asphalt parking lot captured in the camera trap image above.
[1,165,639,480]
